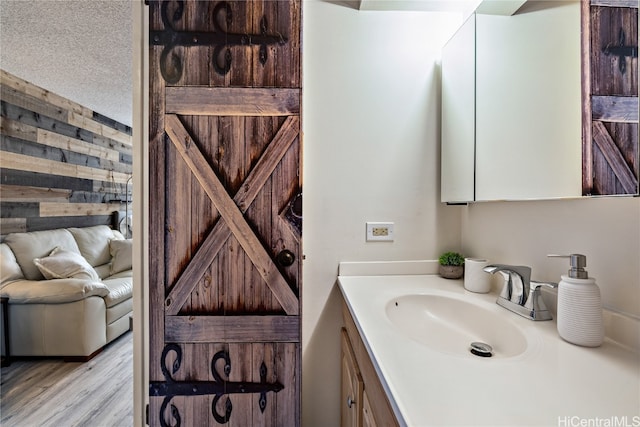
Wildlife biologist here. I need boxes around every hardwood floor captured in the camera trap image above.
[1,331,133,427]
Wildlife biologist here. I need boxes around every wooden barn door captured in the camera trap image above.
[582,0,639,195]
[147,1,301,425]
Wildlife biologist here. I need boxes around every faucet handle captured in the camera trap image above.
[483,264,531,281]
[530,281,558,291]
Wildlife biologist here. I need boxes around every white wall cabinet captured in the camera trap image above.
[441,14,476,203]
[441,1,582,202]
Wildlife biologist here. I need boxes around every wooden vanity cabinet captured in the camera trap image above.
[341,329,363,427]
[341,301,400,427]
[361,391,378,427]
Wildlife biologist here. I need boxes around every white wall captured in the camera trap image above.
[461,197,640,345]
[302,2,462,425]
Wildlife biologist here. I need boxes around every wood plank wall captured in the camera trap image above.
[0,69,132,236]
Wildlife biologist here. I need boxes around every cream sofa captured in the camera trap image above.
[0,225,132,360]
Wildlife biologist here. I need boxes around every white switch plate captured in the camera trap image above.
[366,222,394,241]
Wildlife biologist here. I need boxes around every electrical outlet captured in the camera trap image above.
[372,227,389,237]
[366,222,394,242]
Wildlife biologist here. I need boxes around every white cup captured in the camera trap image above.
[464,258,491,293]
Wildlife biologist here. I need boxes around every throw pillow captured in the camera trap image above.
[34,247,100,281]
[109,239,132,275]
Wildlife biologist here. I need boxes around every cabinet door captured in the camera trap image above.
[441,14,476,203]
[475,1,582,200]
[362,391,378,427]
[582,2,639,196]
[341,329,363,427]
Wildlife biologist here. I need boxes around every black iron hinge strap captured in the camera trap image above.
[149,344,283,426]
[149,1,287,82]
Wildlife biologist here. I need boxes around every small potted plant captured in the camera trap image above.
[438,251,465,279]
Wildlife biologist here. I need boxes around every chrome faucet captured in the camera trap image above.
[483,264,557,321]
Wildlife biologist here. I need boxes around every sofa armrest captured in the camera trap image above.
[0,278,109,304]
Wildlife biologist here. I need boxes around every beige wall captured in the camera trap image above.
[461,197,640,318]
[301,2,462,425]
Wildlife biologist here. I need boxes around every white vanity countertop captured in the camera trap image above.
[338,272,640,427]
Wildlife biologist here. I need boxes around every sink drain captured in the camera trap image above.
[470,341,493,357]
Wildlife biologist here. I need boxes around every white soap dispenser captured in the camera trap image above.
[549,254,604,347]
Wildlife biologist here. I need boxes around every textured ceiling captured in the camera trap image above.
[0,1,133,127]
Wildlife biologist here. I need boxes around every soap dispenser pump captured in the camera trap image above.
[549,254,604,347]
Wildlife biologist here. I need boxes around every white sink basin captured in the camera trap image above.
[385,294,528,359]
